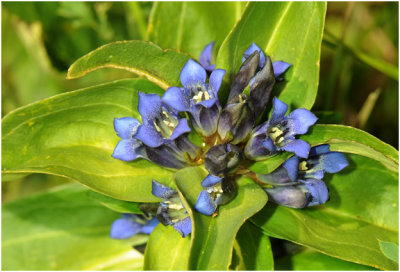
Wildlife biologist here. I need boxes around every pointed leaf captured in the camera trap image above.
[67,41,190,89]
[2,79,174,202]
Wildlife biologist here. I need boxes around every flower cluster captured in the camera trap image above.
[111,42,348,237]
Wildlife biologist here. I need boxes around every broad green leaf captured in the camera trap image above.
[174,167,268,270]
[144,224,191,270]
[232,221,274,270]
[251,154,399,270]
[379,241,399,263]
[216,2,327,110]
[2,78,174,202]
[67,40,190,89]
[275,249,376,270]
[87,190,143,214]
[2,183,145,270]
[250,124,399,174]
[147,2,245,58]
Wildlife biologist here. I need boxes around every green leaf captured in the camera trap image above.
[251,154,399,270]
[275,249,377,270]
[87,190,143,214]
[174,167,268,270]
[379,241,399,263]
[144,224,191,270]
[67,40,190,89]
[250,124,399,174]
[147,2,245,58]
[2,183,145,270]
[2,78,174,202]
[216,2,327,110]
[232,221,274,270]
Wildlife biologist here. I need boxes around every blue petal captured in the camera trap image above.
[303,178,329,206]
[112,139,144,161]
[180,59,207,86]
[114,117,141,139]
[282,139,310,158]
[110,218,141,239]
[321,152,349,173]
[265,186,308,208]
[243,43,265,68]
[140,217,159,234]
[173,216,192,238]
[272,61,291,78]
[196,97,218,108]
[138,92,162,124]
[270,97,288,122]
[170,118,191,140]
[201,174,223,187]
[283,156,299,182]
[194,190,216,216]
[209,69,226,93]
[151,180,176,199]
[287,108,318,134]
[309,144,330,156]
[135,125,164,148]
[162,87,189,112]
[199,41,215,71]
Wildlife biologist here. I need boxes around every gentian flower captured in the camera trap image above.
[110,214,159,239]
[245,97,318,159]
[194,175,236,216]
[112,117,147,161]
[162,59,225,137]
[152,180,192,237]
[135,92,191,148]
[199,41,216,72]
[257,144,348,208]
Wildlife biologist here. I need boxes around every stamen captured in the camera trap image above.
[299,161,308,171]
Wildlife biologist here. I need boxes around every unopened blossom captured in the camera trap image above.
[110,214,158,239]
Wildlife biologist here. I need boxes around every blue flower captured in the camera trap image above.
[112,117,147,161]
[257,144,348,208]
[245,97,318,159]
[110,214,159,239]
[204,143,244,176]
[162,59,226,137]
[151,180,192,237]
[242,43,291,80]
[194,174,236,216]
[199,41,216,72]
[135,92,191,148]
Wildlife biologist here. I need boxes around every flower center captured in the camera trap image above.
[189,84,212,104]
[153,108,179,138]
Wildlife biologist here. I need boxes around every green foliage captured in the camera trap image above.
[144,224,191,270]
[87,190,143,214]
[379,241,399,263]
[2,184,145,270]
[251,154,398,270]
[2,79,174,202]
[67,40,190,89]
[147,2,245,58]
[174,167,269,270]
[275,249,377,270]
[216,2,327,110]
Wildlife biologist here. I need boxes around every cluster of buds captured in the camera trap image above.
[111,42,348,237]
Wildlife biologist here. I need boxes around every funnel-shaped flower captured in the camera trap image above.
[135,92,191,148]
[163,59,225,137]
[194,175,237,216]
[152,180,192,237]
[205,143,244,176]
[245,97,318,159]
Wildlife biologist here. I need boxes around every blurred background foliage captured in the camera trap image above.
[1,2,398,269]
